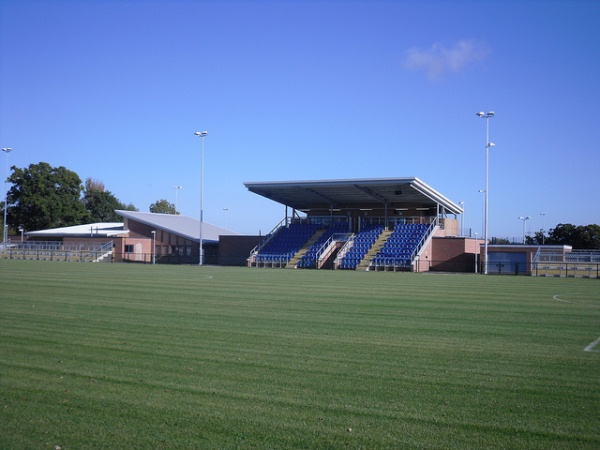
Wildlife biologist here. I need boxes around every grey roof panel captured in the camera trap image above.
[115,211,239,243]
[26,222,127,238]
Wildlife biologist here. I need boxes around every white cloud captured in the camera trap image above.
[403,40,491,80]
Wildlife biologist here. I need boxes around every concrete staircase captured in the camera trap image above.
[285,229,326,269]
[356,229,391,271]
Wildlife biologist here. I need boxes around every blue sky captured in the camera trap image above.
[1,0,599,238]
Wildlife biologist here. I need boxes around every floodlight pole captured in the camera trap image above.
[474,233,478,274]
[459,201,465,236]
[540,212,546,244]
[223,208,229,229]
[2,147,12,245]
[518,216,531,244]
[477,112,494,274]
[151,230,156,264]
[174,185,182,214]
[195,131,208,265]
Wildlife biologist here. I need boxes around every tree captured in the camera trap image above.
[545,223,600,249]
[7,162,89,231]
[149,199,178,214]
[83,177,137,222]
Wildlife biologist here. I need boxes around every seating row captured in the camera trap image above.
[298,223,347,268]
[371,223,430,268]
[339,225,383,270]
[256,223,321,264]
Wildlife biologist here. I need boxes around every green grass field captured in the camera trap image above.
[1,260,599,449]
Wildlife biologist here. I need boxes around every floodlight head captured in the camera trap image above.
[194,131,208,137]
[488,111,495,117]
[477,112,485,117]
[487,142,495,148]
[1,147,12,153]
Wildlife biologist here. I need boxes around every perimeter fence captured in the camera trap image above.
[0,241,113,263]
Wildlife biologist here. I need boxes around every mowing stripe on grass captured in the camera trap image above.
[1,260,599,449]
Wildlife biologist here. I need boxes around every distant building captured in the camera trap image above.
[22,211,246,265]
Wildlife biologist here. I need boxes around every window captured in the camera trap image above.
[124,245,134,253]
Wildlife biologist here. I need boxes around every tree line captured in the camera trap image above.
[2,162,178,235]
[526,223,600,249]
[2,162,599,249]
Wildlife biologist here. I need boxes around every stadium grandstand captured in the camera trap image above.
[244,177,463,272]
[4,176,596,276]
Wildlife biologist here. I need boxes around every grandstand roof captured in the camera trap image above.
[26,222,126,238]
[116,210,240,244]
[244,177,463,215]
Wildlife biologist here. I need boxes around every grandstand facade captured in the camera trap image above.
[244,177,465,272]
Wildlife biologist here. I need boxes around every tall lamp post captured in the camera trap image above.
[194,131,208,265]
[474,232,478,274]
[151,230,156,264]
[477,112,495,274]
[223,207,229,230]
[174,185,182,214]
[459,201,465,236]
[2,147,12,245]
[518,216,531,244]
[540,212,546,244]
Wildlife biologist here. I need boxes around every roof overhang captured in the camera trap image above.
[115,210,239,244]
[244,177,463,215]
[26,223,126,238]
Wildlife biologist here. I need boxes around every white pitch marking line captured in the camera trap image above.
[552,294,572,303]
[584,337,600,353]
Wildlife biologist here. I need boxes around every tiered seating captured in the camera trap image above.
[339,225,383,270]
[372,223,429,268]
[297,222,347,268]
[255,223,320,266]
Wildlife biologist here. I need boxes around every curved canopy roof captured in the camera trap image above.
[244,177,463,215]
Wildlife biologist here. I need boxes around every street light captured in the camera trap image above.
[2,147,12,245]
[474,232,478,274]
[194,131,208,265]
[518,216,531,244]
[459,201,465,236]
[540,212,546,244]
[223,207,229,229]
[151,230,156,264]
[174,185,182,213]
[477,111,494,274]
[478,189,485,238]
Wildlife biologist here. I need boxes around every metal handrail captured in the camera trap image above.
[410,218,437,264]
[315,233,351,266]
[248,217,288,259]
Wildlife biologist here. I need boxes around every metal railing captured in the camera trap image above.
[315,233,351,268]
[532,262,600,278]
[0,240,114,263]
[247,218,288,264]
